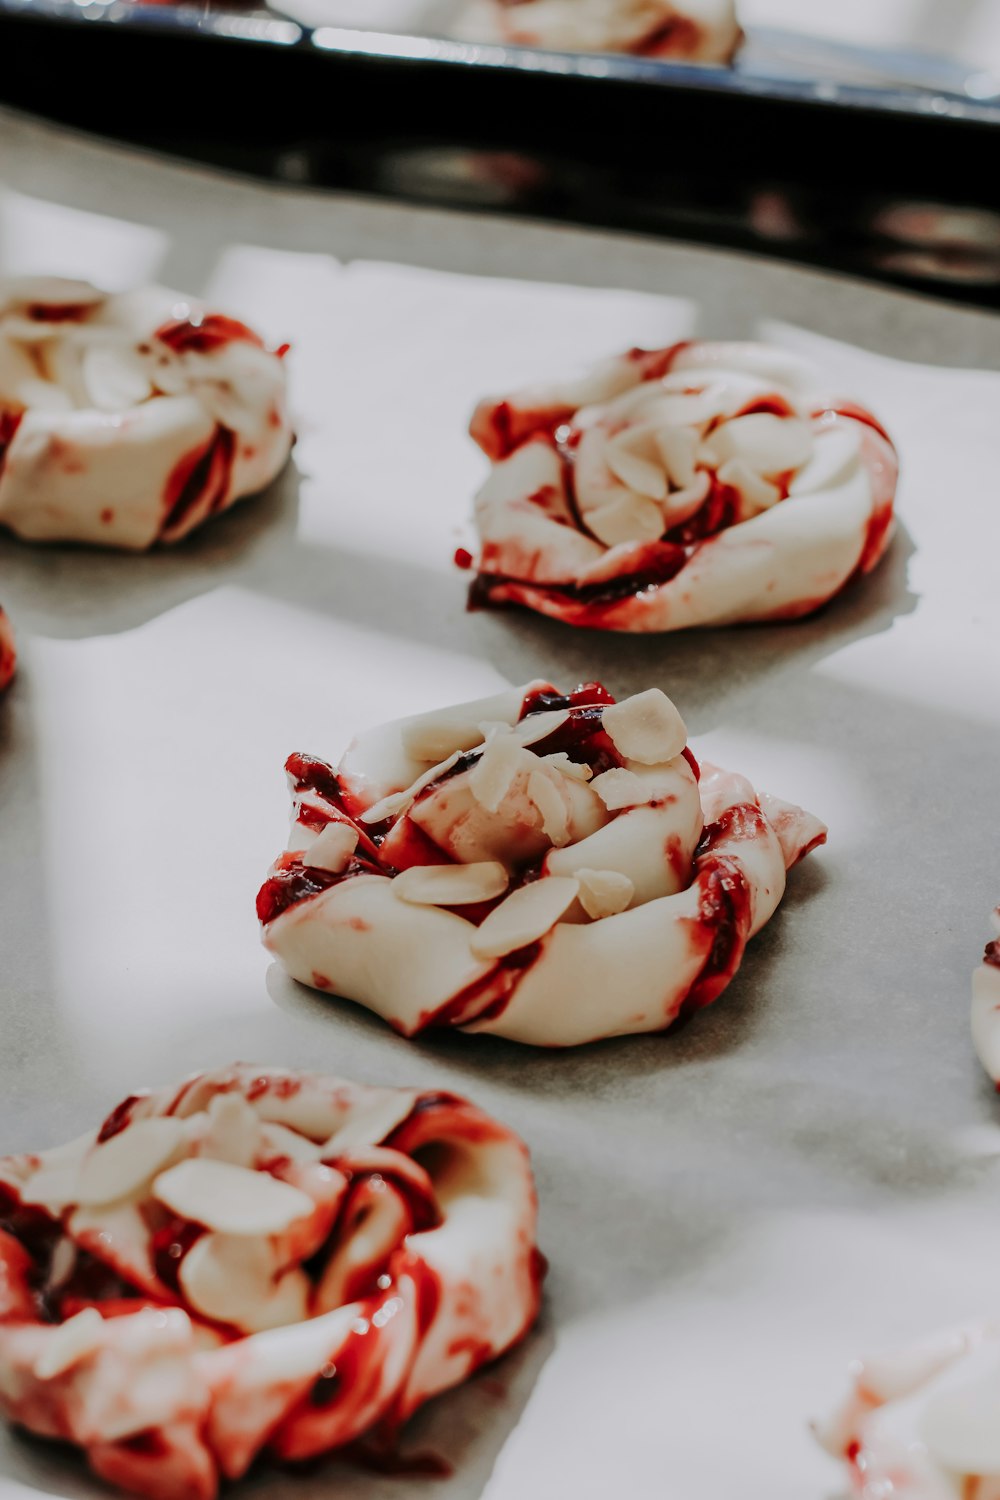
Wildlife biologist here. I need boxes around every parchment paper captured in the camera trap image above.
[1,106,999,1500]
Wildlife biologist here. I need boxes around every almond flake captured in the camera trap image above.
[320,1091,419,1157]
[359,790,410,825]
[509,710,570,747]
[179,1232,309,1331]
[153,1159,313,1236]
[526,770,570,846]
[661,469,710,525]
[361,749,465,825]
[394,861,509,906]
[604,429,667,500]
[33,1308,105,1380]
[707,413,813,476]
[591,768,659,811]
[716,458,780,512]
[258,1121,323,1162]
[198,1093,261,1169]
[305,821,359,873]
[83,344,153,412]
[921,1375,1000,1475]
[575,868,635,920]
[471,876,580,959]
[585,493,665,548]
[540,752,593,783]
[76,1118,187,1207]
[655,425,698,488]
[602,689,687,766]
[401,711,488,764]
[469,731,525,813]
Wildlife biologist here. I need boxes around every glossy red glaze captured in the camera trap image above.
[421,942,542,1033]
[470,399,575,461]
[453,547,474,570]
[528,703,625,777]
[519,680,616,716]
[680,855,753,1017]
[155,313,264,356]
[256,857,372,926]
[682,746,700,781]
[816,400,894,447]
[160,426,235,538]
[0,410,24,478]
[97,1093,150,1144]
[150,1218,204,1293]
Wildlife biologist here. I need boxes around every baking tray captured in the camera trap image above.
[1,104,1000,1500]
[3,4,1000,306]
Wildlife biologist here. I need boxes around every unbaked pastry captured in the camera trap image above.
[453,0,740,58]
[818,1322,1000,1499]
[0,1063,542,1499]
[0,276,293,549]
[259,679,826,1045]
[467,341,898,631]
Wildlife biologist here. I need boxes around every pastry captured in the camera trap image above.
[259,680,826,1046]
[453,0,740,58]
[0,276,293,549]
[0,606,14,690]
[972,907,1000,1085]
[466,340,898,631]
[818,1323,1000,1498]
[0,1063,542,1499]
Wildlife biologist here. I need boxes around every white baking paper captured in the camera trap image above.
[1,108,999,1500]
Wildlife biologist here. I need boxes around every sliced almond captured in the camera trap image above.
[360,749,465,825]
[471,876,579,959]
[540,752,593,783]
[706,413,813,476]
[585,492,665,549]
[576,868,635,920]
[34,1308,105,1380]
[180,1232,273,1326]
[153,1159,313,1236]
[401,711,488,764]
[320,1090,419,1158]
[655,425,698,489]
[527,770,570,847]
[305,821,359,873]
[661,469,710,525]
[508,710,570,748]
[602,689,687,766]
[591,768,661,811]
[394,861,509,906]
[197,1093,260,1169]
[76,1118,187,1207]
[258,1121,323,1162]
[83,344,153,412]
[921,1374,1000,1475]
[469,731,525,813]
[716,457,781,512]
[20,1163,87,1211]
[604,428,667,501]
[359,790,410,825]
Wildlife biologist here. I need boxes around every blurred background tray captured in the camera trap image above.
[2,4,1000,305]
